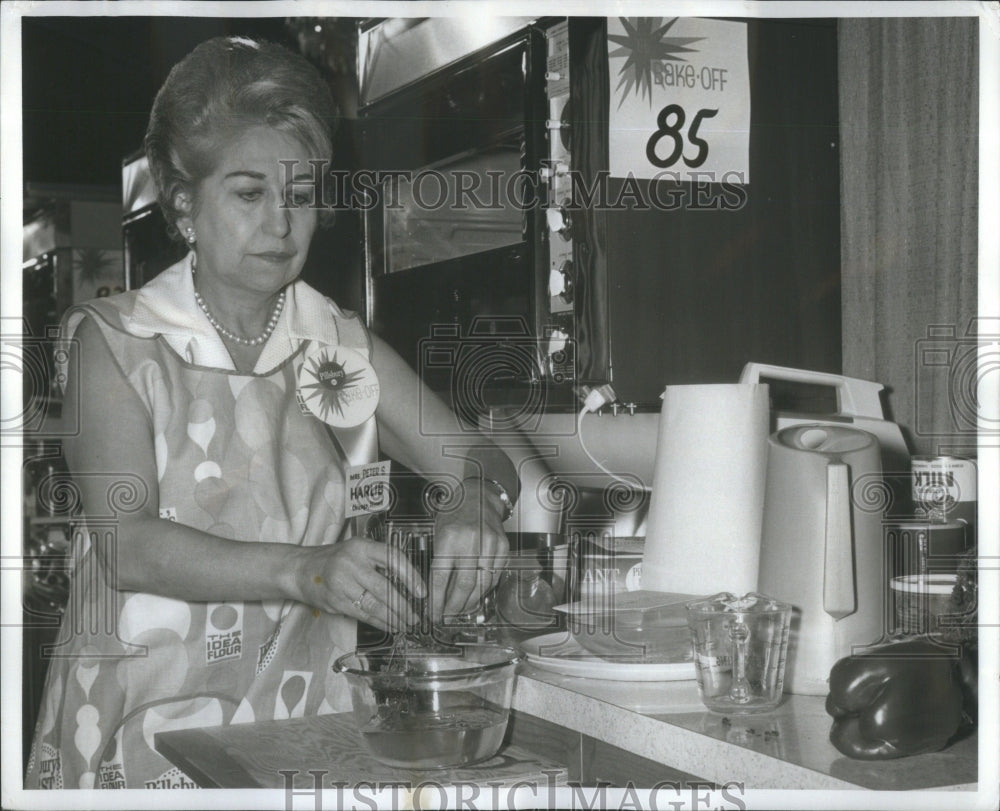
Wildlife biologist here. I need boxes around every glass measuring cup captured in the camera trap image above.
[686,592,792,714]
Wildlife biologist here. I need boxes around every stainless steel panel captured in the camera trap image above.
[359,16,535,107]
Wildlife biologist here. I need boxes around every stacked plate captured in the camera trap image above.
[520,590,699,681]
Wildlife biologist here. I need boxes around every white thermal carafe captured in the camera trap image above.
[758,425,887,695]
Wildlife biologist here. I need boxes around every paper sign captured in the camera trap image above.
[346,460,391,518]
[608,17,750,183]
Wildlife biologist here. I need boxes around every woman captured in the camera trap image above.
[26,36,517,790]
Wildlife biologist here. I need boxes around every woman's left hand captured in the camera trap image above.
[430,479,510,620]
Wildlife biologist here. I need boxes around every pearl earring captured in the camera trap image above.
[185,227,196,245]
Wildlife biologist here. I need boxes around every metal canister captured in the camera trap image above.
[568,533,644,602]
[911,456,977,538]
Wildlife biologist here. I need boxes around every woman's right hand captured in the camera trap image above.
[294,539,425,632]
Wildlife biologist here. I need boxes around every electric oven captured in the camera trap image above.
[358,17,578,423]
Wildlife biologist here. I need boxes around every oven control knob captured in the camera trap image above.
[548,268,565,299]
[547,329,568,355]
[557,260,574,304]
[546,206,572,238]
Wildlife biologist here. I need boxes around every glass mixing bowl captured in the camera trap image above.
[333,643,520,769]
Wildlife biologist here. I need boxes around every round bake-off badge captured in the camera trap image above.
[297,345,380,428]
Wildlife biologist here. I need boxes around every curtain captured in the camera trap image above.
[838,17,979,459]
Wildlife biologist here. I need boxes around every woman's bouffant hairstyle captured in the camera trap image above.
[145,36,338,237]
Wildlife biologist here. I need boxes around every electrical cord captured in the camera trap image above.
[576,386,648,488]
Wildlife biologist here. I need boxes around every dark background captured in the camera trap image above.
[22,17,297,188]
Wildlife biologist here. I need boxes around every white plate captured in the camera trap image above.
[519,632,697,682]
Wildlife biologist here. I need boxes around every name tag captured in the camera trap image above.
[346,460,391,518]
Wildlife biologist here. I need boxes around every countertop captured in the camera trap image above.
[512,664,979,791]
[155,662,978,794]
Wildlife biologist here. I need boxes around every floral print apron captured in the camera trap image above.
[25,284,376,790]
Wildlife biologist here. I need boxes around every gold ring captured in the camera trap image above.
[352,589,367,609]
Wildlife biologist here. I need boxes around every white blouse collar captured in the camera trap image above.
[128,254,344,373]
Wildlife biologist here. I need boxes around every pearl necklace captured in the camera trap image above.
[191,261,285,347]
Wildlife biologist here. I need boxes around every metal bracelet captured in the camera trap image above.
[478,477,514,523]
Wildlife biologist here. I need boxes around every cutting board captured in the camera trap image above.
[155,711,568,789]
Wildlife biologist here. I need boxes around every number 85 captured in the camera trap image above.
[646,104,719,169]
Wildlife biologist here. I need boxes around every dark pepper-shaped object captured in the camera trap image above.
[825,638,967,759]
